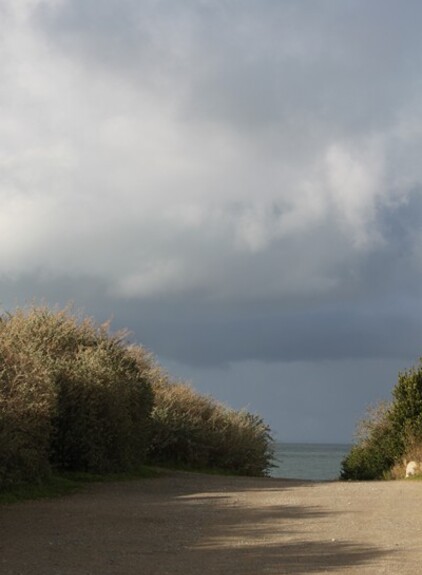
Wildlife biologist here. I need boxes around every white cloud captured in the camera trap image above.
[113,260,189,298]
[324,140,385,248]
[0,0,421,305]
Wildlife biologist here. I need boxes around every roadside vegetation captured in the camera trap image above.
[148,376,273,476]
[0,306,274,498]
[341,360,422,480]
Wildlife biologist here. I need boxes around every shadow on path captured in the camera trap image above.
[165,474,391,574]
[0,472,393,575]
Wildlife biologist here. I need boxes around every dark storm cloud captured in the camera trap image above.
[2,262,421,370]
[123,301,422,367]
[378,187,422,251]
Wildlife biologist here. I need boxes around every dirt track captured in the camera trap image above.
[1,471,421,574]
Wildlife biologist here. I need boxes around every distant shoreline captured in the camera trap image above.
[272,442,351,481]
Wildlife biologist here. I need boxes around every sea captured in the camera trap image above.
[270,442,352,481]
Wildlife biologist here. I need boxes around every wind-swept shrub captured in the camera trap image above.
[0,305,273,488]
[142,357,274,476]
[207,409,274,476]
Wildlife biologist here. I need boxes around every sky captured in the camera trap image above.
[1,0,422,443]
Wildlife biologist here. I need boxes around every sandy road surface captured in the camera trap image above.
[1,472,421,574]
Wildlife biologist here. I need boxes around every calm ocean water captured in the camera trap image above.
[271,442,352,481]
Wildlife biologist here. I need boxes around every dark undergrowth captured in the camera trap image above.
[0,466,166,505]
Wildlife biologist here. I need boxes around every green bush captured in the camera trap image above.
[390,363,422,445]
[342,360,422,480]
[340,435,396,481]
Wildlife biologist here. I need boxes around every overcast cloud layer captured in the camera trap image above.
[1,0,422,441]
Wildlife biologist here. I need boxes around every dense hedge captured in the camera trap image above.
[0,307,153,487]
[341,360,422,480]
[0,306,274,489]
[147,376,274,476]
[120,344,274,476]
[0,332,55,488]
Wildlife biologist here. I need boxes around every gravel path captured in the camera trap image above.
[1,472,421,574]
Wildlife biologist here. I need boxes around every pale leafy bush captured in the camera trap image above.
[0,320,55,488]
[0,306,273,489]
[142,360,274,476]
[0,307,153,485]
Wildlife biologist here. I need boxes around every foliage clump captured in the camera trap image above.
[0,329,55,488]
[0,306,153,488]
[0,305,274,491]
[118,345,274,476]
[146,374,274,476]
[341,360,422,480]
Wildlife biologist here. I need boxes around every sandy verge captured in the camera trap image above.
[0,471,421,574]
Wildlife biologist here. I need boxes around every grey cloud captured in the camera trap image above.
[352,188,422,299]
[33,0,422,191]
[129,302,422,366]
[3,271,420,368]
[36,1,422,130]
[1,180,422,368]
[378,187,422,249]
[1,269,416,442]
[0,273,109,315]
[3,1,422,442]
[34,0,191,81]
